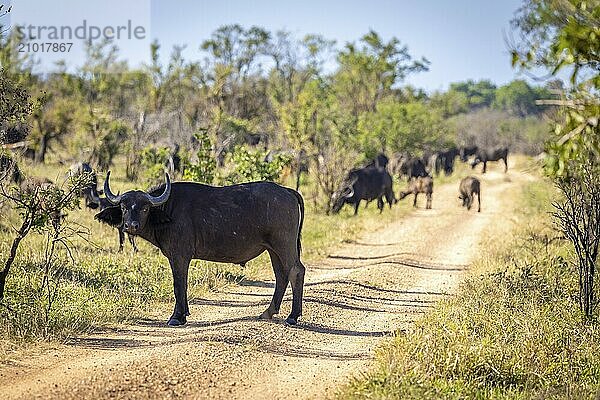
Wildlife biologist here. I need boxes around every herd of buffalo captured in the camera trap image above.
[332,145,507,215]
[0,144,506,326]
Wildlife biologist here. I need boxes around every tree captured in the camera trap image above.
[493,79,550,116]
[334,30,429,118]
[511,0,600,86]
[357,100,450,158]
[0,68,33,143]
[448,80,497,110]
[0,5,35,143]
[429,89,469,118]
[511,0,600,318]
[0,175,90,301]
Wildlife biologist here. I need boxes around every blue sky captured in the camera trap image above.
[150,0,527,92]
[9,0,531,92]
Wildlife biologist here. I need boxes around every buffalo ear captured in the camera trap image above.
[95,206,122,227]
[149,208,172,226]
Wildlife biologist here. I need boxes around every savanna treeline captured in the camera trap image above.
[1,23,553,206]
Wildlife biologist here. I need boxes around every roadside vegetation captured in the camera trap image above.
[342,0,600,398]
[341,176,600,399]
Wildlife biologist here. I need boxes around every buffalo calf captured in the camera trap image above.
[459,176,481,212]
[398,176,433,209]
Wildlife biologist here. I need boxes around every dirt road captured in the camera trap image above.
[0,168,523,399]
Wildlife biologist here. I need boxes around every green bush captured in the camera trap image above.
[223,145,292,184]
[182,131,216,184]
[140,145,171,185]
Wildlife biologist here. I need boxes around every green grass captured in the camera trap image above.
[340,177,600,399]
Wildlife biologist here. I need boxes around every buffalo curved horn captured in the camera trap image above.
[342,176,358,198]
[89,186,101,204]
[343,186,355,198]
[145,173,171,206]
[104,171,122,205]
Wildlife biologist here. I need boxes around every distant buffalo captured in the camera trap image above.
[435,148,459,176]
[459,146,478,162]
[471,147,509,173]
[459,176,481,212]
[398,176,433,209]
[390,154,429,181]
[0,154,24,184]
[365,153,389,169]
[332,167,395,215]
[96,173,306,326]
[68,162,101,208]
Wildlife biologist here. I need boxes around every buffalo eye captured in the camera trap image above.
[143,206,150,212]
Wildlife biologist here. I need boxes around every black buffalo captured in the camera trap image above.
[391,155,428,181]
[332,167,395,215]
[435,148,459,176]
[459,146,479,162]
[69,162,101,208]
[471,147,509,173]
[365,153,389,169]
[96,173,305,326]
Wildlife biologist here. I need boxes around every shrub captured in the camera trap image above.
[182,131,216,184]
[140,145,171,185]
[222,145,292,184]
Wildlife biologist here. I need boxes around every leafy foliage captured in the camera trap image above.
[511,0,600,86]
[182,130,216,184]
[0,69,33,139]
[357,100,450,158]
[223,146,292,184]
[140,145,171,185]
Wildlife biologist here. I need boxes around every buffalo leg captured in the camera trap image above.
[118,230,125,252]
[385,188,396,206]
[353,201,360,215]
[426,193,432,209]
[128,234,138,252]
[482,161,487,174]
[477,192,481,212]
[467,195,473,210]
[377,197,384,213]
[503,156,508,173]
[260,250,288,320]
[413,193,418,208]
[167,256,191,326]
[287,259,305,325]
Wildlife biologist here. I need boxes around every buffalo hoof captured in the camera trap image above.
[167,317,187,327]
[259,310,273,320]
[285,316,298,325]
